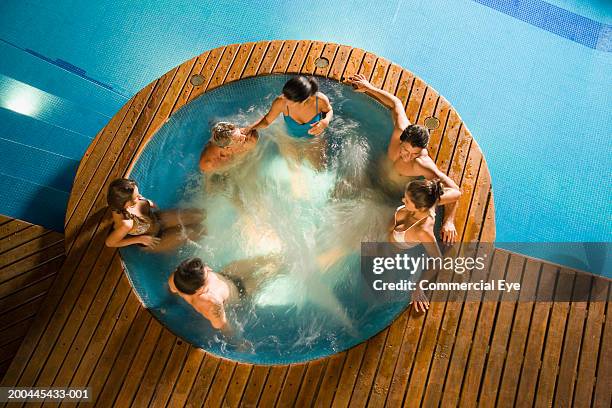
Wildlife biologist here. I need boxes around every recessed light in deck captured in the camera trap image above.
[424,116,440,131]
[190,74,205,86]
[315,57,329,68]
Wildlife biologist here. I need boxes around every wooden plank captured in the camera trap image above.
[329,343,367,407]
[348,329,389,407]
[301,41,325,75]
[394,70,415,107]
[573,278,609,407]
[207,44,240,90]
[242,41,270,78]
[592,295,612,408]
[427,97,451,159]
[0,339,22,366]
[186,46,225,102]
[0,214,13,224]
[433,114,463,175]
[0,224,49,254]
[382,63,403,94]
[534,268,575,408]
[92,312,153,408]
[293,359,327,407]
[554,272,591,407]
[225,42,256,83]
[402,267,456,405]
[275,364,307,408]
[0,220,30,241]
[149,339,192,408]
[357,52,377,80]
[414,87,439,130]
[113,320,164,407]
[0,259,58,299]
[495,258,540,406]
[477,254,525,407]
[0,296,45,333]
[327,45,351,81]
[173,50,210,109]
[366,312,409,406]
[458,250,508,407]
[0,275,54,314]
[314,43,339,78]
[438,245,496,407]
[405,77,426,124]
[369,58,390,89]
[257,40,284,75]
[0,241,64,285]
[272,40,298,73]
[0,319,32,348]
[183,355,221,408]
[286,40,312,74]
[0,232,63,269]
[313,352,347,407]
[339,48,365,82]
[420,271,471,406]
[479,192,496,242]
[205,360,237,408]
[128,329,178,408]
[514,263,557,406]
[453,142,483,240]
[68,281,139,392]
[29,250,125,388]
[384,311,426,406]
[238,365,269,408]
[221,363,252,408]
[257,366,288,407]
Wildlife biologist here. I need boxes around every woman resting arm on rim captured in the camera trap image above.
[389,178,461,312]
[105,178,205,252]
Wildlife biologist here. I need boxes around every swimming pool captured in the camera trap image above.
[121,75,431,364]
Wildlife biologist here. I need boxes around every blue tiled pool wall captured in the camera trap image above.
[0,0,610,257]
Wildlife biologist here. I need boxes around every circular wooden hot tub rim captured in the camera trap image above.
[64,40,496,366]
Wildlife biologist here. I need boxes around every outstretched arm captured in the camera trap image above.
[347,74,409,130]
[245,96,284,131]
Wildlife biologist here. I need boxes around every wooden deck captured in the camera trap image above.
[0,215,64,379]
[0,41,609,407]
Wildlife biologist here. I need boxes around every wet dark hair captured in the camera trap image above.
[282,76,318,102]
[399,124,430,148]
[107,178,137,219]
[405,179,444,209]
[174,258,207,295]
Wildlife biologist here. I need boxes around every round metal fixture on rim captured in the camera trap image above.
[424,116,440,131]
[190,74,205,86]
[315,57,329,68]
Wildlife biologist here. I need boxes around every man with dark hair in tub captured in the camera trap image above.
[168,256,279,333]
[199,121,259,173]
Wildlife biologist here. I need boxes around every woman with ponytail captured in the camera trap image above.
[105,178,205,252]
[389,176,461,312]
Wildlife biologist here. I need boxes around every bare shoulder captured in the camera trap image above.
[415,222,437,241]
[112,213,133,230]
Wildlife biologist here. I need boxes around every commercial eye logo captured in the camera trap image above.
[360,243,526,300]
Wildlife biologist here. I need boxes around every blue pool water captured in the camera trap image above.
[0,1,610,268]
[122,75,421,363]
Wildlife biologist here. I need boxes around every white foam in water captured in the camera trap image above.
[127,77,406,362]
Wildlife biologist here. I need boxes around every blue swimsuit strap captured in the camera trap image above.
[286,95,320,124]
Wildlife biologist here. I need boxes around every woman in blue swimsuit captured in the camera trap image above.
[245,76,333,138]
[244,76,333,169]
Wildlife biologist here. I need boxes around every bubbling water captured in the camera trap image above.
[181,108,399,350]
[124,76,417,363]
